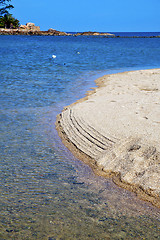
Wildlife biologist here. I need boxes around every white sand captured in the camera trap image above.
[56,69,160,207]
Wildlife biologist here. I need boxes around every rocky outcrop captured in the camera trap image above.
[0,22,70,36]
[74,31,115,37]
[0,23,114,36]
[44,28,71,36]
[0,25,159,37]
[0,27,70,36]
[19,22,40,31]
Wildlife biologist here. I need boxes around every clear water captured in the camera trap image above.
[0,35,160,239]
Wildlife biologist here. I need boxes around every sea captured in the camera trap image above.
[0,33,160,239]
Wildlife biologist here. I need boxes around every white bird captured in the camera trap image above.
[52,55,56,59]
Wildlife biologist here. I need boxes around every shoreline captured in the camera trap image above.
[56,69,160,208]
[0,29,160,37]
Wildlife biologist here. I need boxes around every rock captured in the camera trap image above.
[26,22,40,31]
[46,28,70,36]
[19,23,40,31]
[0,27,160,38]
[0,24,70,36]
[74,31,115,37]
[26,22,35,28]
[19,24,28,30]
[48,28,56,32]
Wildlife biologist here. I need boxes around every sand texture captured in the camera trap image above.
[56,69,160,208]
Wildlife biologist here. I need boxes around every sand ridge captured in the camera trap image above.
[56,69,160,208]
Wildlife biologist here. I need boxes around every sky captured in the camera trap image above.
[11,0,160,32]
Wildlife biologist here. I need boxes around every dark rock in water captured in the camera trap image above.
[74,31,115,37]
[72,181,84,185]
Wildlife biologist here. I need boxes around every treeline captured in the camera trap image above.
[0,0,19,28]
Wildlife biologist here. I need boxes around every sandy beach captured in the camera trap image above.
[56,69,160,208]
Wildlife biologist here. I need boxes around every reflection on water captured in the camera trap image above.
[0,35,160,239]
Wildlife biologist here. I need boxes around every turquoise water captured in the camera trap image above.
[0,35,160,239]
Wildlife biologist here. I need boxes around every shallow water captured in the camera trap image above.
[0,35,160,239]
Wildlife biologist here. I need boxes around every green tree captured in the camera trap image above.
[0,1,20,29]
[0,0,14,16]
[0,13,20,28]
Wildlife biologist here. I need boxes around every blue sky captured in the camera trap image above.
[11,0,160,32]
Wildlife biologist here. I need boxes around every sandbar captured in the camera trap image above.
[56,69,160,208]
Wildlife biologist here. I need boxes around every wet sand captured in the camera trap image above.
[56,69,160,208]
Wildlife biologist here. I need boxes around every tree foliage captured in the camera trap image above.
[0,13,20,28]
[0,0,14,16]
[0,1,20,29]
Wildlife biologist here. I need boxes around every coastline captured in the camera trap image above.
[56,69,160,208]
[0,28,160,37]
